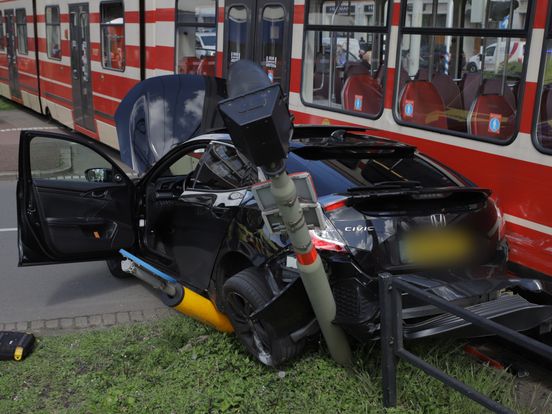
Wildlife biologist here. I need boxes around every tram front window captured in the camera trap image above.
[227,5,249,67]
[301,0,389,118]
[259,6,285,84]
[175,0,217,76]
[396,0,528,142]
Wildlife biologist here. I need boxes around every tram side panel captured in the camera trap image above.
[0,0,40,113]
[35,0,144,148]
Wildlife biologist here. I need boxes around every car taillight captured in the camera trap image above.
[309,214,347,253]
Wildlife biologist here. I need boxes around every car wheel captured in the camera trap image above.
[106,256,131,279]
[467,63,477,73]
[223,267,305,367]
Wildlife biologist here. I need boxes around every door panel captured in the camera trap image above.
[223,0,292,93]
[69,4,95,132]
[18,131,135,266]
[5,9,20,100]
[141,141,253,290]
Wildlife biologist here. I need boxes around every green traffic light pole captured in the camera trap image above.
[263,160,352,368]
[218,60,352,367]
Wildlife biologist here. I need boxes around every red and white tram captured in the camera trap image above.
[0,0,550,279]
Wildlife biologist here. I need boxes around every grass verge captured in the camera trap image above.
[0,97,15,111]
[0,316,533,413]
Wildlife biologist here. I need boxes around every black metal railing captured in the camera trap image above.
[378,272,552,414]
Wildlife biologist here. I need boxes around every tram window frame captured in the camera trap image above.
[393,0,535,146]
[174,0,218,76]
[532,3,552,155]
[15,8,28,55]
[100,0,126,72]
[45,6,61,60]
[0,11,4,52]
[300,0,392,120]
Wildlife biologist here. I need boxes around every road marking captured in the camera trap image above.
[0,126,59,133]
[0,228,17,232]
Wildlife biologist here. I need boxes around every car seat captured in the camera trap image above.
[399,80,447,129]
[431,72,465,131]
[341,74,383,116]
[467,94,516,140]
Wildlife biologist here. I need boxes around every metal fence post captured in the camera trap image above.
[379,272,397,407]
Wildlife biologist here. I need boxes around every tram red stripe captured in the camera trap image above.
[520,82,537,134]
[507,222,552,276]
[296,248,318,266]
[391,3,401,26]
[533,0,548,29]
[39,60,72,84]
[95,112,116,126]
[39,78,72,101]
[91,71,139,100]
[146,45,174,71]
[74,124,99,140]
[294,4,305,25]
[93,95,119,118]
[216,51,223,78]
[290,58,301,94]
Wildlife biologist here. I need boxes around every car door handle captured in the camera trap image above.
[85,190,109,199]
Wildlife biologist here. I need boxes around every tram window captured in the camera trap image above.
[0,11,4,51]
[259,6,285,84]
[302,0,389,118]
[100,1,125,71]
[46,6,61,60]
[15,9,27,55]
[535,15,552,152]
[175,0,217,76]
[404,0,526,30]
[226,5,249,67]
[396,0,529,143]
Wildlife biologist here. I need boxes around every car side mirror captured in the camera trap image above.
[85,167,113,183]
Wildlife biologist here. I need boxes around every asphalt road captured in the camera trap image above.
[0,106,165,327]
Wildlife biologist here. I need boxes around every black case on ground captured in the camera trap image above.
[0,331,36,361]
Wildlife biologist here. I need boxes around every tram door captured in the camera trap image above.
[69,4,95,132]
[5,10,21,100]
[224,0,293,94]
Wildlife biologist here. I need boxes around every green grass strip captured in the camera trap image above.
[0,316,537,413]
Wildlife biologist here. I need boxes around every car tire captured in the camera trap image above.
[106,256,131,279]
[223,267,305,367]
[467,63,477,73]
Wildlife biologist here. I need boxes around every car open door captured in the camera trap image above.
[17,131,136,266]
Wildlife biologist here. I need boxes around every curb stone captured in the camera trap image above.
[0,307,178,335]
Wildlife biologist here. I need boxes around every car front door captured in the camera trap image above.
[141,140,257,291]
[17,131,136,265]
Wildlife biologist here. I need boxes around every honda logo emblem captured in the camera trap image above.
[430,213,447,227]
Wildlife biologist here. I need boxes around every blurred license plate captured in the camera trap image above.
[400,230,472,265]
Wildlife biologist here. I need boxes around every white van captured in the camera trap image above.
[466,40,525,72]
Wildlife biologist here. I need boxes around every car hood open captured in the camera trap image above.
[115,75,227,173]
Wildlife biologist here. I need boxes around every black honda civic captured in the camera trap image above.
[16,74,552,366]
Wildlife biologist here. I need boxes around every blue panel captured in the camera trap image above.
[119,249,178,283]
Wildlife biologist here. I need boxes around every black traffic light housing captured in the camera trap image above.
[218,60,292,168]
